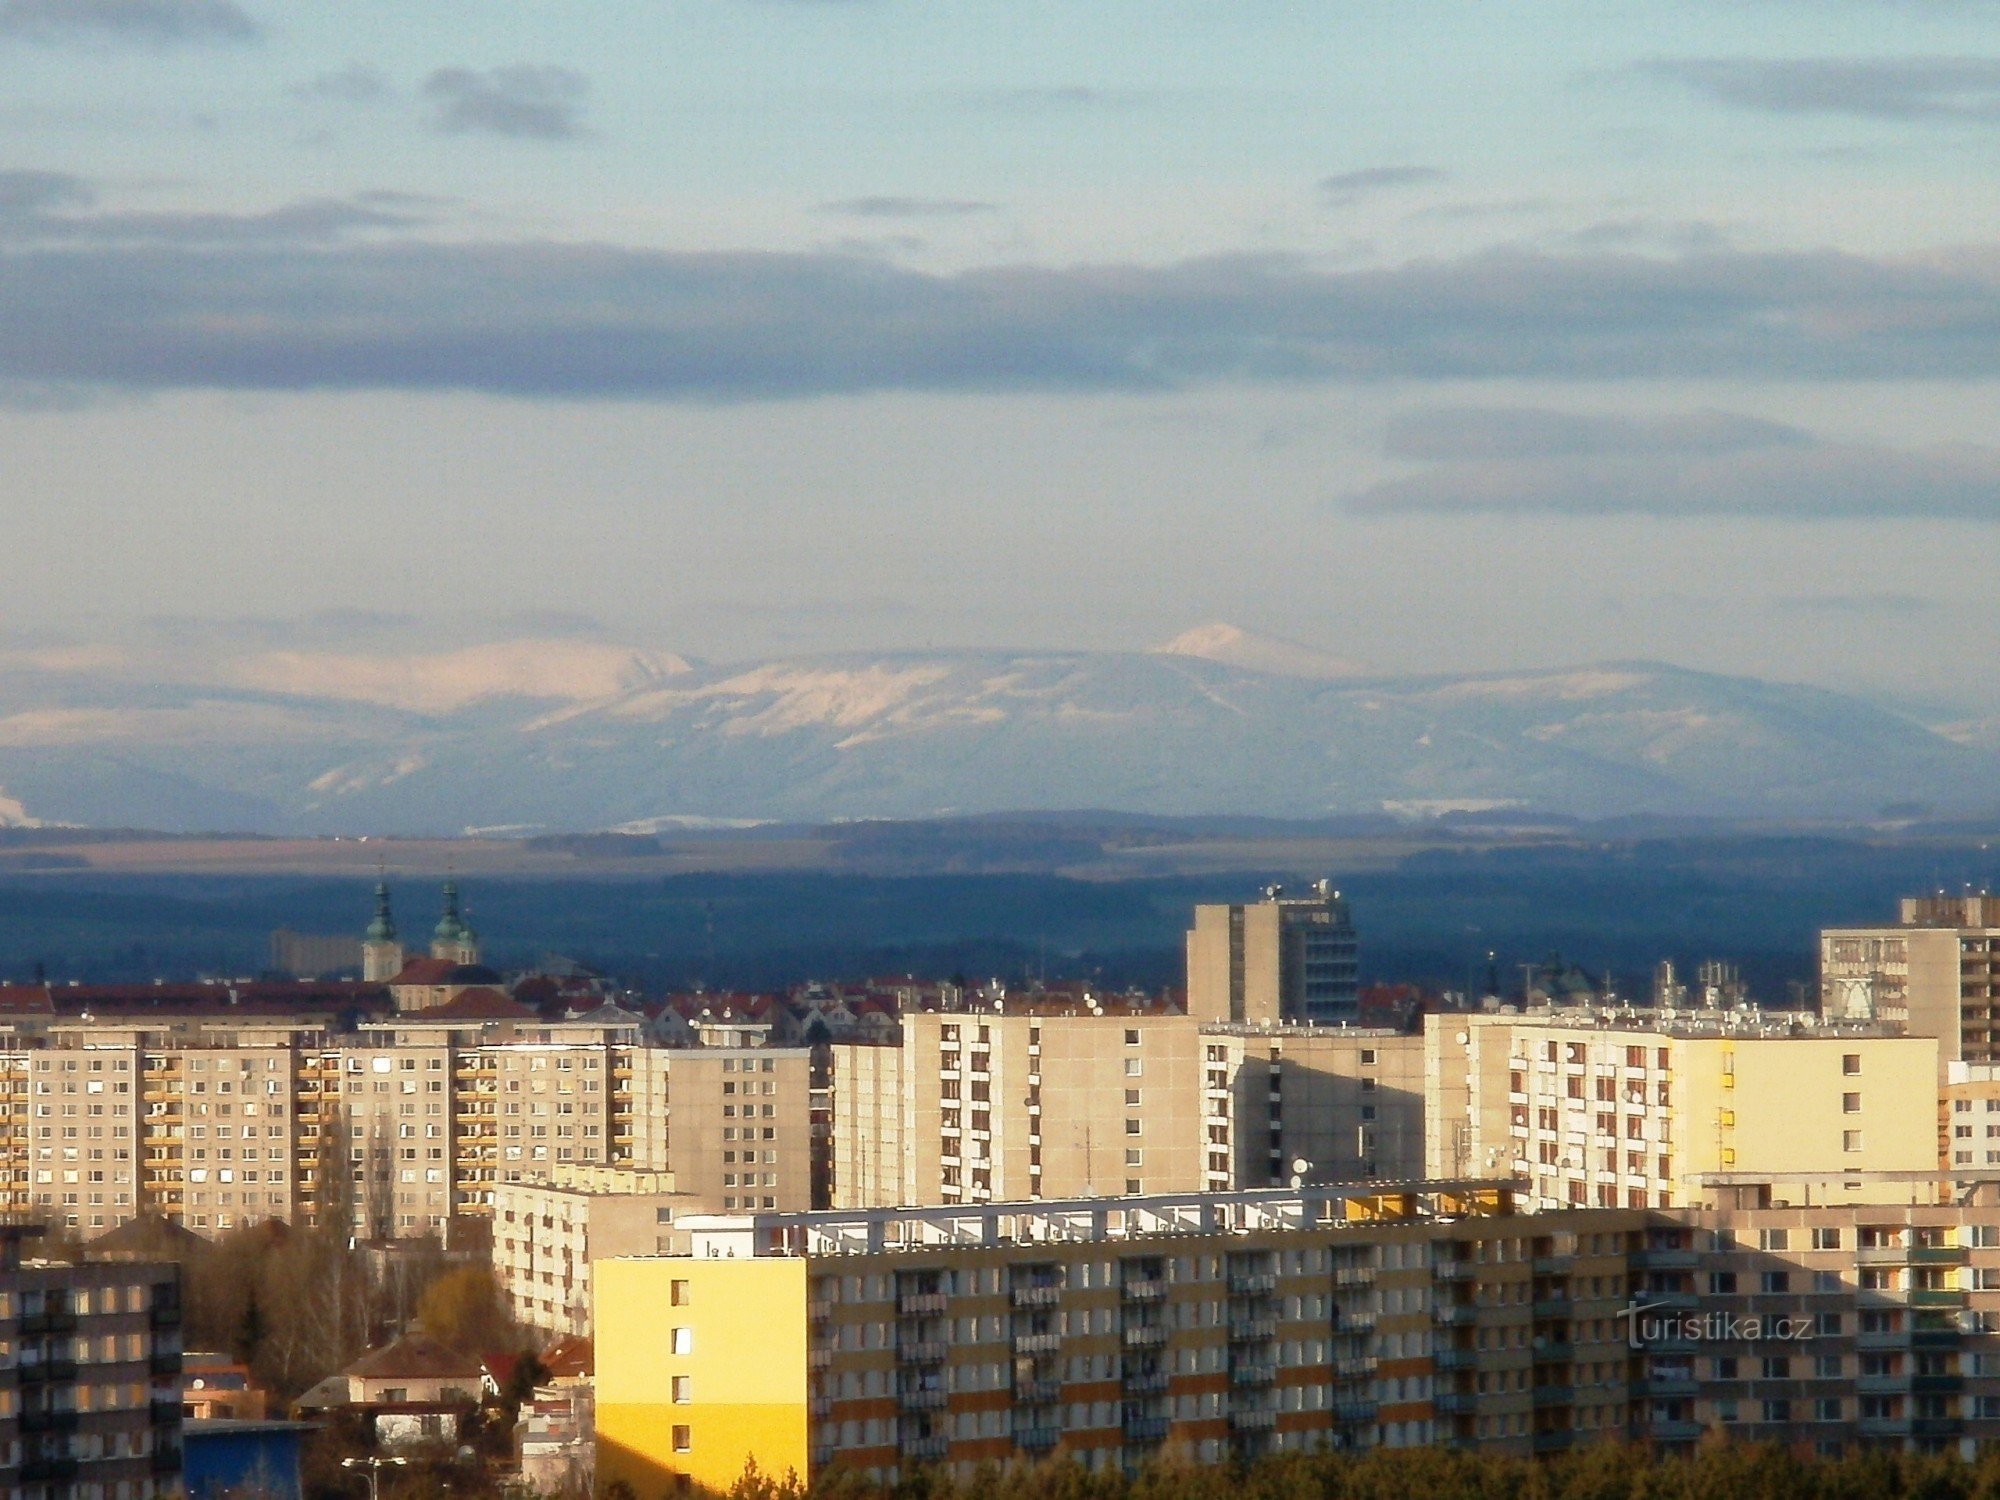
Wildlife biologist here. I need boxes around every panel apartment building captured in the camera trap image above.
[1431,1012,1939,1210]
[829,1011,1424,1210]
[8,1004,812,1242]
[0,1225,184,1498]
[597,1176,2000,1494]
[1185,883,1359,1026]
[1824,894,2000,1067]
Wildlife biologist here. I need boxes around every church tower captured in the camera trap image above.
[361,882,405,982]
[430,880,481,965]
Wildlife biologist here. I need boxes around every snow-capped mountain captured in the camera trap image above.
[0,628,1987,832]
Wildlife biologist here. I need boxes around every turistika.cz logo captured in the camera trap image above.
[1618,1300,1817,1350]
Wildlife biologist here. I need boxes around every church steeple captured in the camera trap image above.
[361,880,405,982]
[430,880,480,964]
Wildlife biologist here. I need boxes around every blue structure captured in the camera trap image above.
[183,1419,313,1500]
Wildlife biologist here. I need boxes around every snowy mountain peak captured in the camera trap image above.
[1153,622,1368,681]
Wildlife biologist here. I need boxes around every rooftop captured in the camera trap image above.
[651,1179,1516,1260]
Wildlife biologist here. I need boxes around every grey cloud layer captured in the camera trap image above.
[422,66,589,140]
[0,0,258,45]
[1647,56,2000,118]
[1359,406,2000,519]
[9,231,2000,405]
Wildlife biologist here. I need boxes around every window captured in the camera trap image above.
[1843,1093,1862,1114]
[1843,1054,1861,1076]
[1758,1229,1789,1251]
[1812,1227,1842,1251]
[1843,1130,1864,1152]
[672,1376,692,1404]
[672,1327,693,1354]
[1124,1030,1139,1046]
[671,1279,690,1305]
[673,1425,692,1453]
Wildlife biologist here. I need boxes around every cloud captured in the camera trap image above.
[290,62,391,103]
[1354,406,2000,519]
[1771,592,1942,616]
[818,196,998,218]
[421,65,589,140]
[1320,166,1448,202]
[0,182,431,246]
[0,170,94,214]
[0,0,259,46]
[1643,56,2000,119]
[1383,406,1812,462]
[13,237,2000,403]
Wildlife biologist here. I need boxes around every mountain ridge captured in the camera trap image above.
[0,630,1986,833]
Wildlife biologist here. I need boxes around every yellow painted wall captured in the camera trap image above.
[1679,1035,1938,1199]
[595,1257,809,1497]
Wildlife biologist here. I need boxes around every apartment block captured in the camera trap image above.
[6,1000,816,1244]
[597,1177,2000,1494]
[1200,1027,1425,1190]
[493,1164,703,1335]
[1823,894,2000,1066]
[595,1182,1526,1495]
[832,1014,1422,1211]
[0,1226,184,1498]
[1187,883,1358,1025]
[1443,1012,1939,1211]
[831,1012,1208,1209]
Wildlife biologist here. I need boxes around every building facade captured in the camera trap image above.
[1441,1013,1939,1211]
[1186,884,1359,1026]
[1823,895,2000,1067]
[597,1177,2000,1494]
[0,1227,184,1499]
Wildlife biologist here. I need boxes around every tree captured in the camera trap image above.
[415,1264,520,1354]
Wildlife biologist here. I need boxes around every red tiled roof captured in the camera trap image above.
[344,1332,482,1382]
[539,1334,593,1379]
[408,988,533,1022]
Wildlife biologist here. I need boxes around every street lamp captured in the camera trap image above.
[342,1455,409,1500]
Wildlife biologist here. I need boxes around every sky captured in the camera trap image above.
[7,0,2000,708]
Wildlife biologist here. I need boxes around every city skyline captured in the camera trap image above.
[8,3,2000,712]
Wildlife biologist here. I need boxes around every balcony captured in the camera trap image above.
[1333,1398,1378,1424]
[1911,1245,1969,1267]
[1121,1370,1168,1395]
[152,1447,185,1476]
[897,1341,948,1364]
[1632,1247,1698,1270]
[1433,1391,1475,1415]
[1227,1272,1277,1296]
[1533,1429,1573,1454]
[1645,1376,1699,1398]
[1432,1260,1472,1281]
[1015,1378,1062,1404]
[1121,1278,1167,1301]
[1648,1420,1704,1443]
[1014,1426,1060,1451]
[1229,1362,1277,1387]
[1433,1303,1476,1326]
[1229,1406,1277,1430]
[150,1350,182,1377]
[23,1458,80,1484]
[1911,1289,1966,1309]
[19,1358,78,1384]
[19,1408,80,1433]
[1913,1374,1964,1395]
[1435,1347,1477,1370]
[1013,1332,1062,1355]
[897,1292,948,1316]
[1856,1245,1910,1267]
[1124,1415,1172,1443]
[899,1434,949,1462]
[1122,1325,1167,1349]
[1227,1318,1276,1342]
[1533,1383,1576,1406]
[898,1387,948,1412]
[1913,1417,1963,1439]
[1011,1284,1062,1308]
[1858,1416,1913,1439]
[20,1309,77,1336]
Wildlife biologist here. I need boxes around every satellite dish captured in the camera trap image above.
[1291,1158,1310,1177]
